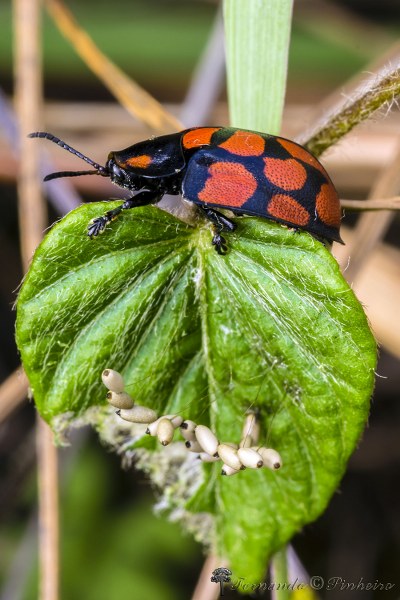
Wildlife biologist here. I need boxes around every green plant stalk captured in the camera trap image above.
[223,0,294,583]
[223,0,293,133]
[303,66,400,157]
[272,548,290,600]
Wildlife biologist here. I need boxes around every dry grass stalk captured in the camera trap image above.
[191,555,227,600]
[35,418,60,600]
[13,0,59,597]
[46,0,182,133]
[13,0,46,264]
[339,144,400,281]
[0,368,28,423]
[294,44,400,288]
[333,230,400,359]
[341,197,400,211]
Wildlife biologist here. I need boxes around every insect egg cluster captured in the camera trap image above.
[102,368,282,476]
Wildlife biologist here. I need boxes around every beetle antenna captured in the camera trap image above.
[28,131,109,176]
[43,170,103,182]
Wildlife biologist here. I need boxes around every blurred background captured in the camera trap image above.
[1,0,400,598]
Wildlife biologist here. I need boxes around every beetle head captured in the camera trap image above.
[106,154,143,191]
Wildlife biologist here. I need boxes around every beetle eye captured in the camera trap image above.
[112,164,122,178]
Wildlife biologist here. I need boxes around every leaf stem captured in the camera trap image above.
[271,547,290,600]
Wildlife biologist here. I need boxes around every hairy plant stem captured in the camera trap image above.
[304,66,400,158]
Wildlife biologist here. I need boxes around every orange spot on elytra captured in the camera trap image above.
[277,138,327,176]
[182,128,220,149]
[268,194,310,226]
[263,157,307,191]
[316,183,341,228]
[219,130,265,156]
[125,154,153,169]
[198,162,257,207]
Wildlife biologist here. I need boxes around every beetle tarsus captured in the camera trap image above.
[212,232,228,255]
[88,205,124,238]
[88,191,163,239]
[288,226,301,235]
[201,206,235,253]
[88,216,109,238]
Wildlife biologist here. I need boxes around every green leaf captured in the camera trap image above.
[16,203,376,580]
[223,0,294,133]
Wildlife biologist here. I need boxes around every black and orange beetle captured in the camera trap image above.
[29,127,343,253]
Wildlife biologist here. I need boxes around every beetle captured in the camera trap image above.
[29,127,343,253]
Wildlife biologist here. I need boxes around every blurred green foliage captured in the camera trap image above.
[0,1,216,96]
[14,441,201,600]
[0,0,376,99]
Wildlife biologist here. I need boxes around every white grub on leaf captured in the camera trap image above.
[237,447,263,469]
[256,447,283,470]
[117,405,158,424]
[241,411,260,446]
[195,425,219,456]
[170,415,183,428]
[180,420,197,441]
[101,368,125,393]
[146,414,177,436]
[185,440,203,453]
[157,418,175,446]
[217,444,243,471]
[221,464,241,476]
[106,390,134,410]
[199,452,220,463]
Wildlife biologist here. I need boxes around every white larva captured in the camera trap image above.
[170,415,183,428]
[241,412,260,445]
[224,442,239,450]
[145,414,176,436]
[156,418,175,446]
[180,420,197,441]
[117,406,158,424]
[185,440,203,453]
[239,436,253,449]
[101,369,125,393]
[106,390,134,410]
[256,447,282,470]
[221,464,240,476]
[195,425,219,456]
[199,452,220,463]
[217,444,243,471]
[237,447,263,469]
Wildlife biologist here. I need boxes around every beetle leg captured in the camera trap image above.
[210,231,227,255]
[200,207,236,254]
[88,190,163,238]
